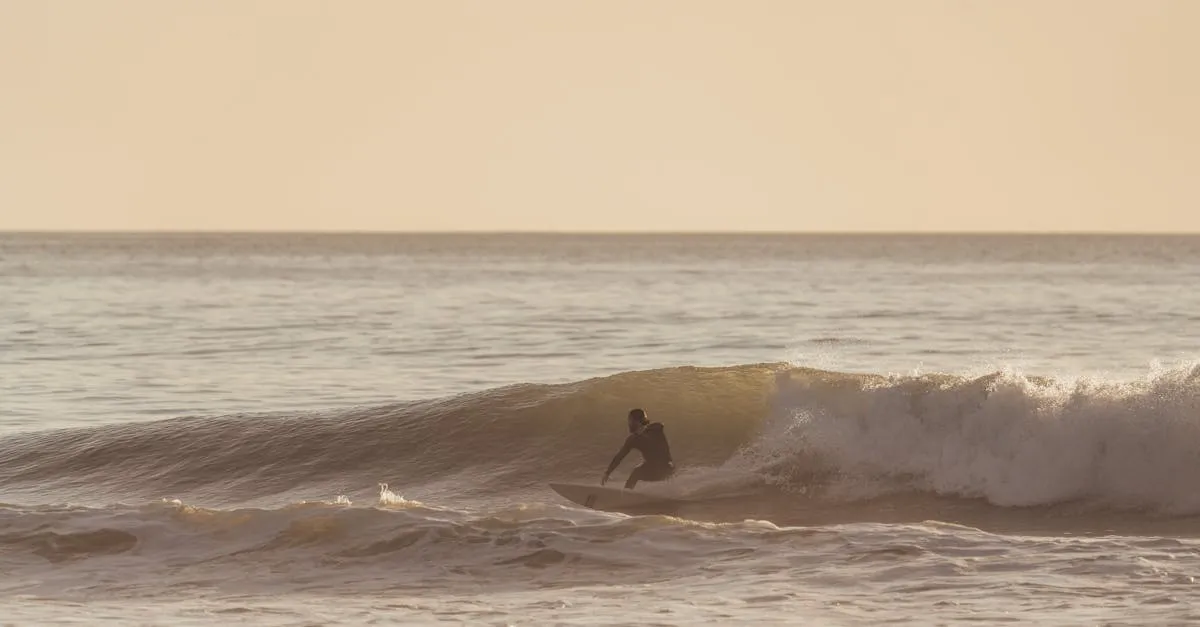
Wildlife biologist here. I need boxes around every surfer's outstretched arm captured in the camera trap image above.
[601,436,634,485]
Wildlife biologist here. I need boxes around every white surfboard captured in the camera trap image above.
[548,482,682,511]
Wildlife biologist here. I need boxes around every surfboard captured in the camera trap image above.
[548,482,682,511]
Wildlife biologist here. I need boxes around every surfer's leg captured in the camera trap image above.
[624,463,674,489]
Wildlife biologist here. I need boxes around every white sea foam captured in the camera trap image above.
[757,362,1200,512]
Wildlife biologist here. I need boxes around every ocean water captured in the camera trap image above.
[3,232,1200,625]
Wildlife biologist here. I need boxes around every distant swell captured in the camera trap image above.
[3,361,1200,518]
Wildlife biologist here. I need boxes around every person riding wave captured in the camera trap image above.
[601,408,675,489]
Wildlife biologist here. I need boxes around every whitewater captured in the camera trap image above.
[3,233,1200,625]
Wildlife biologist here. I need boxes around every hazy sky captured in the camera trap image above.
[2,1,1197,232]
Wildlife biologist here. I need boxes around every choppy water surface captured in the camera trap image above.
[3,233,1200,625]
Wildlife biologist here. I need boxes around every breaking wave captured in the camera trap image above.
[4,361,1200,517]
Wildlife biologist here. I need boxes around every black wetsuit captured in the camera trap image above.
[606,422,675,489]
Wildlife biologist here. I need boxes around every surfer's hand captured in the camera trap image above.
[600,473,608,486]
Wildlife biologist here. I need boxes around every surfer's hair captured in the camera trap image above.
[628,408,647,422]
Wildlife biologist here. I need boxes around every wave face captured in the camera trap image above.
[0,364,781,507]
[4,362,1200,519]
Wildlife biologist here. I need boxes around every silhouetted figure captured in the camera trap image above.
[602,408,675,489]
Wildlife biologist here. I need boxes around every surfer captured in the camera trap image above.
[601,408,675,489]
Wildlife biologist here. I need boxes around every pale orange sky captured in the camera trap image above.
[1,1,1197,232]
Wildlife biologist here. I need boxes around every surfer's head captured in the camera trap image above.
[628,408,648,433]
